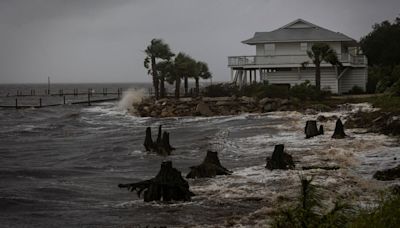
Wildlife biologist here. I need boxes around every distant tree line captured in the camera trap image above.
[144,39,212,99]
[360,17,400,94]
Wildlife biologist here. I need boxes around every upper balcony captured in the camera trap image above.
[228,54,367,68]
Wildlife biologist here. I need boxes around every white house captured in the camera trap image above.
[228,19,368,94]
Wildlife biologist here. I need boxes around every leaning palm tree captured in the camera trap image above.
[174,53,196,98]
[144,39,174,99]
[194,61,212,96]
[303,43,342,90]
[156,60,175,97]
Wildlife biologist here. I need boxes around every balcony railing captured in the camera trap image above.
[228,54,367,67]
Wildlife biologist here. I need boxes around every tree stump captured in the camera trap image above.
[266,144,295,170]
[331,119,346,139]
[305,120,323,138]
[142,125,175,155]
[373,165,400,181]
[186,151,232,178]
[118,161,194,202]
[318,125,324,135]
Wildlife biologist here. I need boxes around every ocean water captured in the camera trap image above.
[0,84,399,227]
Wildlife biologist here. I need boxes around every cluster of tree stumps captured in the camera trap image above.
[305,118,347,139]
[143,125,175,156]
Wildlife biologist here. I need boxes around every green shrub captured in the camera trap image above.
[240,81,289,99]
[387,78,400,96]
[272,176,350,228]
[348,86,365,95]
[201,83,240,97]
[348,192,400,228]
[289,81,331,100]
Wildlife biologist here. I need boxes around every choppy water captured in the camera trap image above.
[0,86,399,227]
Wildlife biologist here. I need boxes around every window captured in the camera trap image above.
[300,43,307,52]
[265,44,275,55]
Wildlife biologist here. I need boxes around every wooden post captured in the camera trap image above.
[39,98,42,107]
[63,96,66,105]
[15,99,18,109]
[88,93,91,106]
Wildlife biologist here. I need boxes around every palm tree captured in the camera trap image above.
[156,60,175,97]
[174,53,196,98]
[194,61,212,96]
[303,43,342,90]
[144,39,174,99]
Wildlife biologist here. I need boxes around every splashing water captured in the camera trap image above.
[118,88,147,112]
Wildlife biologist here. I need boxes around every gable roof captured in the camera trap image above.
[242,19,357,45]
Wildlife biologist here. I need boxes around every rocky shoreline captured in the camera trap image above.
[132,96,301,118]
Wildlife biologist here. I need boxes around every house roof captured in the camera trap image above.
[242,19,357,45]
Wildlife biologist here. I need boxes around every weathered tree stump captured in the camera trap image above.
[118,161,194,202]
[373,165,400,181]
[305,120,323,138]
[143,125,175,155]
[318,125,324,135]
[331,119,346,139]
[143,127,154,151]
[186,151,232,178]
[266,144,295,170]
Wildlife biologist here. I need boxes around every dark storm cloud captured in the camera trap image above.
[0,0,399,83]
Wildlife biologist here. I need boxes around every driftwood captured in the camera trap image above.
[305,120,324,139]
[186,151,232,178]
[118,161,194,202]
[331,119,346,139]
[266,144,295,170]
[143,125,175,155]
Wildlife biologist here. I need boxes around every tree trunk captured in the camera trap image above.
[195,77,199,97]
[266,144,295,170]
[143,127,153,151]
[151,57,159,99]
[175,77,181,98]
[305,120,322,138]
[186,151,231,178]
[332,119,346,139]
[160,75,165,98]
[184,76,188,97]
[119,161,194,202]
[315,61,321,90]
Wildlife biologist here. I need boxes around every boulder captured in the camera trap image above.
[259,97,272,106]
[266,144,295,170]
[195,101,214,116]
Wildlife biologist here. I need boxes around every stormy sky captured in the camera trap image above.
[0,0,399,84]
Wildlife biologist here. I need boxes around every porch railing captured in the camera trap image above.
[228,54,367,67]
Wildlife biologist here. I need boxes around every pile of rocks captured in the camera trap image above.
[133,96,295,118]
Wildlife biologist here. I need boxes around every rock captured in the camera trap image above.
[240,96,256,103]
[305,120,322,138]
[259,97,271,105]
[263,103,274,112]
[195,102,214,116]
[179,97,192,102]
[332,119,346,139]
[119,161,194,202]
[186,151,232,178]
[305,108,317,115]
[266,144,295,170]
[373,165,400,181]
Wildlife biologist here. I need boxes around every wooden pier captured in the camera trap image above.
[0,88,123,109]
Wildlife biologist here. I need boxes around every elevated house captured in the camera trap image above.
[228,19,368,94]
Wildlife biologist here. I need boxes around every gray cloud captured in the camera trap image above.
[0,0,399,83]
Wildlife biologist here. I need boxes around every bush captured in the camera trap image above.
[289,81,331,100]
[348,192,400,228]
[348,85,365,95]
[201,83,240,97]
[387,78,400,96]
[240,82,289,99]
